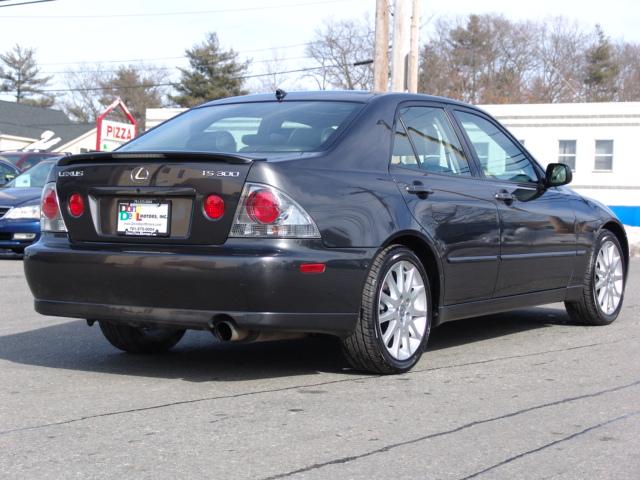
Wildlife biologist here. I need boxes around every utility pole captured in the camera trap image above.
[390,0,410,91]
[407,0,420,93]
[373,0,390,92]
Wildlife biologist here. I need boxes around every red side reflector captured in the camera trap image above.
[68,193,85,217]
[204,194,225,220]
[299,263,326,274]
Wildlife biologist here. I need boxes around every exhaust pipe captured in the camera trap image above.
[211,319,306,343]
[213,320,251,342]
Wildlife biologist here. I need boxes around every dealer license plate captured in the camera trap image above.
[116,200,171,237]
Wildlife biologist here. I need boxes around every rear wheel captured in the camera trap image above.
[98,321,185,354]
[565,230,626,325]
[342,245,431,374]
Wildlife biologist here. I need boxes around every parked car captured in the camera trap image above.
[0,158,20,187]
[0,151,61,171]
[0,159,58,253]
[23,92,628,374]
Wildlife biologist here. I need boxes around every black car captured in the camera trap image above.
[23,91,628,374]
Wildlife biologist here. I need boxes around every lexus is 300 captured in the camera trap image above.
[24,91,628,374]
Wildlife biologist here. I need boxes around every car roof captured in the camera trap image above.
[199,90,474,109]
[0,157,18,168]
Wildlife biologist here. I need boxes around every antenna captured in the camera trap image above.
[275,88,287,102]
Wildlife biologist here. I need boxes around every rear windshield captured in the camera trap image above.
[119,101,363,154]
[5,161,54,188]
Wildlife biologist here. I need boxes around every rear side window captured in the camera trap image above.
[392,107,471,176]
[119,101,362,155]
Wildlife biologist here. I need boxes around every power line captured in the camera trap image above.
[0,0,55,7]
[6,63,372,94]
[1,0,362,18]
[40,55,316,75]
[37,43,315,66]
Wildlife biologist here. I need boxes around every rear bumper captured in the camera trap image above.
[24,234,375,336]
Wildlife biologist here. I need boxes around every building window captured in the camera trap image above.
[558,140,576,171]
[594,140,613,171]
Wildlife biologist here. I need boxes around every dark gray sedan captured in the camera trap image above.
[24,91,628,374]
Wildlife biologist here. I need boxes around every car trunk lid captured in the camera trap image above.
[55,151,258,245]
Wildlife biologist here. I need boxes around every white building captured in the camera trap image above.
[147,101,640,226]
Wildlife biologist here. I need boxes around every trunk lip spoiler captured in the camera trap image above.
[57,151,264,166]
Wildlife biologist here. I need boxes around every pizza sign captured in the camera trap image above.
[96,98,138,152]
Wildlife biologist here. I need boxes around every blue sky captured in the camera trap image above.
[0,0,638,99]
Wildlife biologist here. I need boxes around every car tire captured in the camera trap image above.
[565,229,626,326]
[342,245,432,374]
[98,321,185,354]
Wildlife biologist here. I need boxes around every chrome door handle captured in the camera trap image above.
[494,191,514,202]
[406,185,434,195]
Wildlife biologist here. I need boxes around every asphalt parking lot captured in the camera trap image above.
[0,255,638,479]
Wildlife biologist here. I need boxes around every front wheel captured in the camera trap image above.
[342,245,431,374]
[565,230,626,325]
[98,321,185,354]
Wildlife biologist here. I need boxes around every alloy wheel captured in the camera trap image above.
[594,240,624,315]
[378,260,428,361]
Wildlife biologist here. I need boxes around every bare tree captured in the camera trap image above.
[305,18,375,90]
[62,64,108,122]
[527,18,586,103]
[250,51,301,93]
[418,14,636,104]
[419,15,537,104]
[62,64,169,129]
[616,42,640,101]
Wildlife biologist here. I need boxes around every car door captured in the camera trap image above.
[452,108,577,297]
[390,103,501,305]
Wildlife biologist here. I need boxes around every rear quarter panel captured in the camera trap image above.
[246,96,421,249]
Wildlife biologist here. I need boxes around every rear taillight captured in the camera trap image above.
[42,188,59,219]
[68,193,85,217]
[203,194,225,220]
[246,190,280,224]
[41,183,67,232]
[230,183,320,238]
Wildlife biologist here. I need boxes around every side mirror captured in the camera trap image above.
[545,163,572,187]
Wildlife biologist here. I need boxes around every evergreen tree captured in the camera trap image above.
[100,65,167,130]
[583,25,620,101]
[171,33,248,107]
[0,45,52,104]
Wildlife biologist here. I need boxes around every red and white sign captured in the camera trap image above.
[100,120,136,151]
[96,98,138,152]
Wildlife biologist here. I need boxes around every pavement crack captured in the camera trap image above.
[0,338,632,437]
[257,379,640,480]
[412,340,619,375]
[457,410,640,480]
[0,375,374,436]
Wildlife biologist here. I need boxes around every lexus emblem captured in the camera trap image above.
[131,167,150,182]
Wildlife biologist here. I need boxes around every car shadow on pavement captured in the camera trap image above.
[427,306,571,352]
[0,306,572,382]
